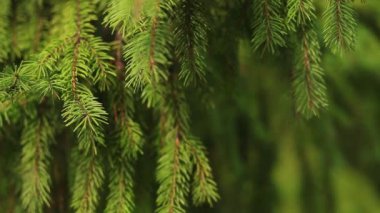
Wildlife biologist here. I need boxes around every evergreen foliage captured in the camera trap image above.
[20,117,54,213]
[251,0,286,53]
[323,0,357,53]
[0,0,366,212]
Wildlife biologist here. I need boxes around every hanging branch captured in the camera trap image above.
[70,150,104,213]
[293,29,327,118]
[20,118,54,213]
[173,0,208,86]
[251,0,286,54]
[323,0,357,53]
[124,0,172,107]
[288,0,328,118]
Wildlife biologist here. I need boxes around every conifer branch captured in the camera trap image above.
[156,72,219,212]
[71,151,104,213]
[20,118,54,213]
[105,157,135,213]
[82,37,116,91]
[124,0,172,107]
[286,0,315,30]
[156,129,191,213]
[173,0,208,86]
[105,41,143,212]
[188,139,219,206]
[104,0,147,35]
[293,29,327,118]
[62,91,108,154]
[252,0,286,53]
[156,74,191,213]
[105,118,143,213]
[288,0,328,118]
[323,0,357,53]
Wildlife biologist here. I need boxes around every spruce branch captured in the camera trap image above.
[62,90,108,155]
[251,0,286,54]
[104,0,150,35]
[82,37,116,91]
[71,151,104,213]
[188,139,219,206]
[105,117,143,213]
[0,65,33,100]
[323,0,357,53]
[286,0,316,30]
[156,73,191,213]
[156,129,192,213]
[20,118,54,213]
[105,51,144,212]
[124,0,172,107]
[293,29,327,118]
[156,72,219,212]
[173,0,208,86]
[105,154,135,213]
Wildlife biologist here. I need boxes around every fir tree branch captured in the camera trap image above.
[82,37,116,91]
[286,0,316,30]
[173,0,208,86]
[105,118,143,213]
[104,0,148,35]
[293,28,327,118]
[124,0,172,107]
[156,73,191,213]
[105,73,143,213]
[323,0,357,53]
[156,128,191,213]
[20,118,54,213]
[62,91,108,154]
[105,157,135,213]
[288,1,328,118]
[188,139,219,206]
[71,151,104,213]
[251,0,286,53]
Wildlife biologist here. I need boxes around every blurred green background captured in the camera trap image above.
[183,1,380,212]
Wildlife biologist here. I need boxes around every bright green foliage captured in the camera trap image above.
[155,74,219,212]
[0,0,366,212]
[124,21,170,107]
[104,118,143,213]
[104,0,154,35]
[105,80,143,213]
[105,152,135,213]
[286,0,315,30]
[188,139,219,206]
[62,91,108,154]
[287,0,328,117]
[293,29,327,118]
[71,151,104,213]
[323,0,357,53]
[20,117,54,213]
[251,0,286,53]
[0,65,32,99]
[155,76,192,213]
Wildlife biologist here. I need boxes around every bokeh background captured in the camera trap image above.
[183,1,380,212]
